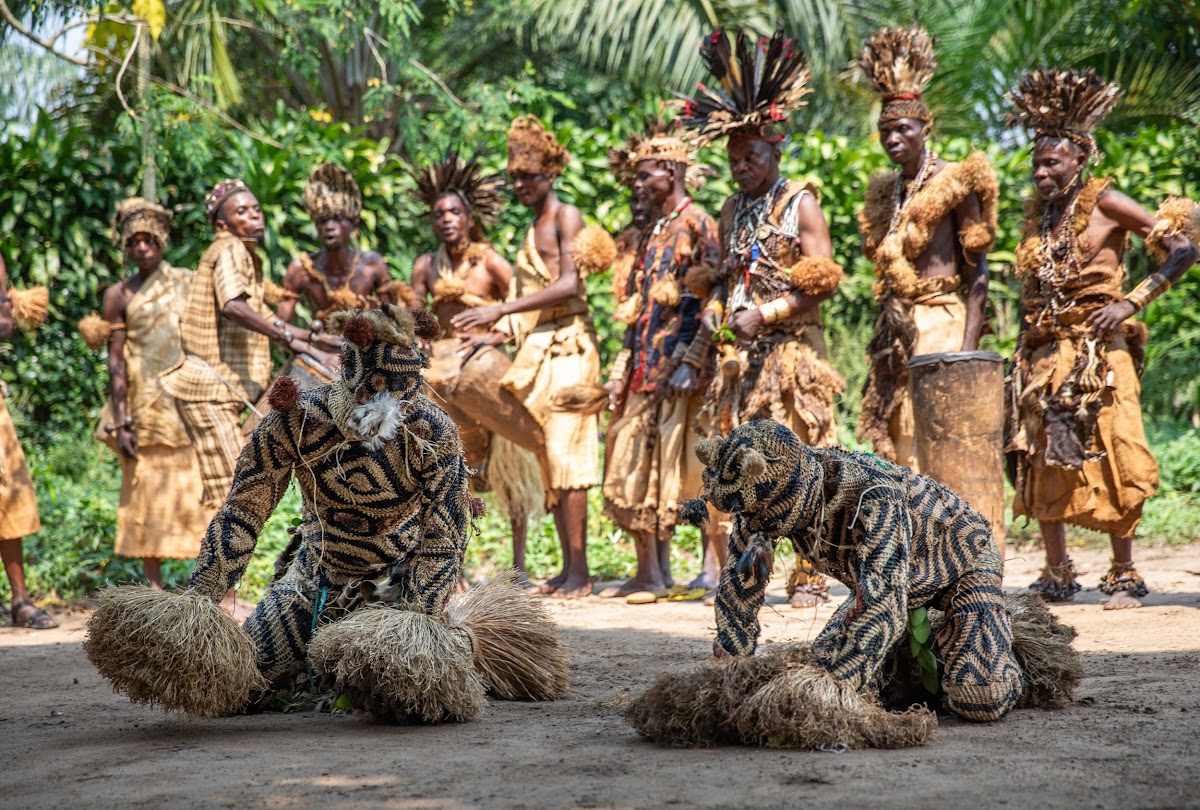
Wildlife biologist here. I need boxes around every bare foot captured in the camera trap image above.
[550,576,593,599]
[1103,590,1143,610]
[527,570,568,595]
[599,577,665,598]
[702,590,716,607]
[687,572,717,590]
[788,587,829,608]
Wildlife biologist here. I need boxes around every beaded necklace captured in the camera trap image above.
[651,196,692,237]
[888,152,937,235]
[1035,181,1085,321]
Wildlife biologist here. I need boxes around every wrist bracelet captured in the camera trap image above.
[104,417,135,434]
[609,348,632,382]
[758,297,792,325]
[1126,271,1173,312]
[703,300,725,320]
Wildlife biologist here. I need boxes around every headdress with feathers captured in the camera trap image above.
[675,29,811,146]
[1006,68,1123,164]
[857,25,936,124]
[303,163,363,223]
[607,117,708,189]
[414,151,506,241]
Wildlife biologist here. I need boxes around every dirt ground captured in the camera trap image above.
[2,544,1199,810]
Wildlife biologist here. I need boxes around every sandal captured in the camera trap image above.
[10,599,59,629]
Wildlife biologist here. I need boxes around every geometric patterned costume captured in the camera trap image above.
[186,306,471,689]
[699,419,1023,722]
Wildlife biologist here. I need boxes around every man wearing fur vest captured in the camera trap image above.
[853,26,999,473]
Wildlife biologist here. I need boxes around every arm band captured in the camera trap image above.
[758,297,793,325]
[609,348,632,382]
[682,335,711,369]
[1126,271,1173,312]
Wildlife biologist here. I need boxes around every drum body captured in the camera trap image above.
[907,350,1007,553]
[243,354,334,435]
[424,341,548,468]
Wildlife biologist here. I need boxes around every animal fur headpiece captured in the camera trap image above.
[414,151,506,240]
[112,197,172,248]
[857,25,936,124]
[507,116,569,179]
[676,29,812,147]
[1006,69,1123,163]
[205,178,250,224]
[303,163,363,223]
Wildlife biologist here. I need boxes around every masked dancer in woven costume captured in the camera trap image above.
[854,26,999,471]
[276,163,411,329]
[452,117,614,599]
[78,199,213,590]
[1005,70,1199,609]
[687,419,1023,722]
[601,120,724,600]
[676,30,846,608]
[160,180,335,515]
[0,254,56,628]
[412,151,545,583]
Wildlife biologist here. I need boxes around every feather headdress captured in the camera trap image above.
[857,25,936,123]
[303,163,363,223]
[676,29,811,146]
[1006,69,1123,162]
[414,150,506,237]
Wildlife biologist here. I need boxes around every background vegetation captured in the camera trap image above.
[2,0,1198,604]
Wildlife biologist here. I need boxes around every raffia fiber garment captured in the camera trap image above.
[97,265,213,558]
[186,312,471,689]
[0,397,41,540]
[700,420,1023,722]
[499,229,600,491]
[1008,179,1158,536]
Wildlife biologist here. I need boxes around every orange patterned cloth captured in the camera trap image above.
[0,397,41,540]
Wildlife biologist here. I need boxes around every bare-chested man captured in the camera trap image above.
[1006,69,1199,609]
[677,30,846,607]
[411,152,544,581]
[855,26,999,472]
[276,163,403,329]
[452,116,601,598]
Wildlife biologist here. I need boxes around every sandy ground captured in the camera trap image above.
[2,543,1199,810]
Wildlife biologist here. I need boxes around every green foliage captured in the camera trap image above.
[906,607,939,695]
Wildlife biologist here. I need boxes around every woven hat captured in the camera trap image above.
[303,163,363,223]
[113,197,172,247]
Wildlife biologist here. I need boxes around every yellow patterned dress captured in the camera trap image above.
[106,265,215,558]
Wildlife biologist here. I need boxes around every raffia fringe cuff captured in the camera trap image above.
[684,263,723,297]
[787,256,843,297]
[263,278,300,307]
[1144,197,1200,264]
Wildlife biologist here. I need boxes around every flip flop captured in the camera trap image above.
[626,589,668,605]
[10,599,59,629]
[665,586,709,602]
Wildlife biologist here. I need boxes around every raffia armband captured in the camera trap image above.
[1144,197,1200,264]
[787,256,843,297]
[1126,272,1173,312]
